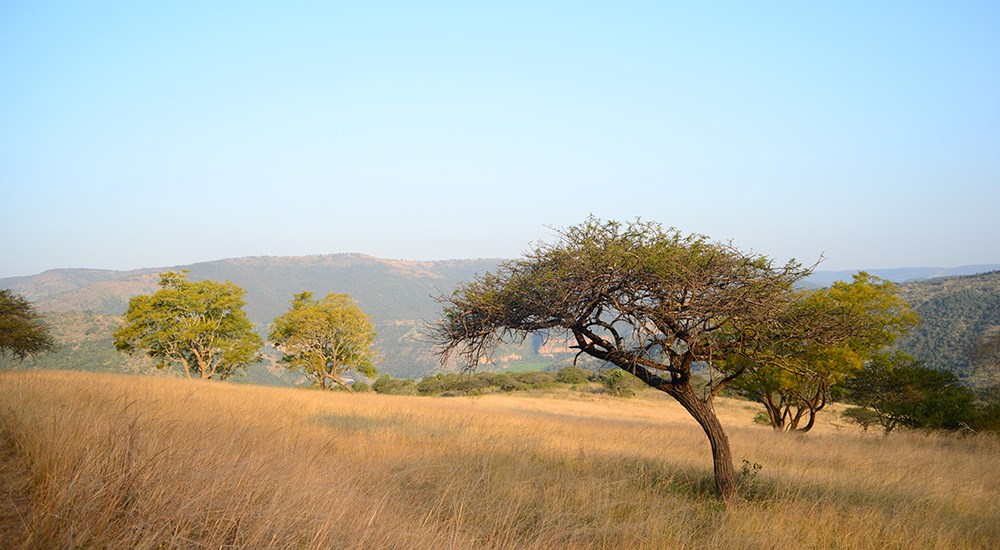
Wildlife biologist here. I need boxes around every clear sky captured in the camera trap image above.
[2,1,998,278]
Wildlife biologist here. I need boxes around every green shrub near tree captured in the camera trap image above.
[844,352,976,434]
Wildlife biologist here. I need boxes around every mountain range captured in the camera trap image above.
[2,255,998,385]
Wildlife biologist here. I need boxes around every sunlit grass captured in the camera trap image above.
[1,370,997,548]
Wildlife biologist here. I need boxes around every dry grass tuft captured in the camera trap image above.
[1,370,997,549]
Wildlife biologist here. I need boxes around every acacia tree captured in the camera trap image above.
[433,218,816,501]
[730,273,918,432]
[268,292,377,391]
[0,289,55,361]
[114,271,262,380]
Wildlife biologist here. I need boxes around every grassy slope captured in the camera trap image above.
[1,370,998,549]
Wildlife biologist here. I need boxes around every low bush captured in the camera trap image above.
[372,375,418,395]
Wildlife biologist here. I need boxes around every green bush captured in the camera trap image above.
[372,375,418,395]
[752,410,772,426]
[352,381,371,393]
[510,371,557,389]
[416,373,493,396]
[555,366,592,385]
[599,369,645,398]
[842,407,879,432]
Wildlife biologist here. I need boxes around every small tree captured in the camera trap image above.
[845,352,976,434]
[114,271,262,380]
[269,292,377,391]
[0,289,55,361]
[730,273,918,432]
[433,217,818,501]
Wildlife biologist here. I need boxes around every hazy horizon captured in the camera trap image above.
[3,2,998,278]
[3,250,999,282]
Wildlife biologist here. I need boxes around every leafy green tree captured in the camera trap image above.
[0,289,55,361]
[432,217,818,502]
[269,292,377,391]
[845,352,976,434]
[730,273,918,432]
[113,271,262,380]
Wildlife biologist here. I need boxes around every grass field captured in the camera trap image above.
[1,370,998,549]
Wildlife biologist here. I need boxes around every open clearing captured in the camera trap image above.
[1,370,998,549]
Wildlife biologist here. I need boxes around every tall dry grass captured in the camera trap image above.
[1,370,997,549]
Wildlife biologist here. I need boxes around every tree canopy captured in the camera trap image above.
[433,217,818,501]
[730,272,918,432]
[0,289,55,361]
[845,352,976,434]
[113,271,262,380]
[269,292,377,391]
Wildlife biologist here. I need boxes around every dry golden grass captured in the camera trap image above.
[1,370,998,549]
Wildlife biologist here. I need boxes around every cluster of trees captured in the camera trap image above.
[842,351,1000,434]
[430,217,989,501]
[111,271,378,389]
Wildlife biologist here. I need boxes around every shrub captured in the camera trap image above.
[352,381,371,393]
[372,375,417,395]
[599,369,644,398]
[417,373,493,396]
[752,410,771,426]
[842,407,879,432]
[555,366,592,385]
[511,371,557,389]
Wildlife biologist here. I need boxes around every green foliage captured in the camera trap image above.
[598,369,646,398]
[268,292,377,391]
[555,366,592,385]
[752,410,772,425]
[0,289,55,361]
[729,272,918,432]
[412,370,559,396]
[113,271,262,380]
[895,271,1000,381]
[845,352,976,433]
[433,216,822,500]
[841,407,880,432]
[351,381,371,393]
[372,375,418,395]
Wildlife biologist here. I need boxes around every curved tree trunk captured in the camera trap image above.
[325,373,354,392]
[669,384,740,501]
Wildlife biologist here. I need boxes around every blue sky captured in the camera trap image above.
[2,1,998,278]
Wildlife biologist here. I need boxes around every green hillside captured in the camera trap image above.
[895,270,1000,383]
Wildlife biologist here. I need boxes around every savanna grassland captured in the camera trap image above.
[1,370,998,549]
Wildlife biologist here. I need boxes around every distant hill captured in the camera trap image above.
[895,270,1000,383]
[800,265,1000,288]
[0,255,516,380]
[2,256,998,385]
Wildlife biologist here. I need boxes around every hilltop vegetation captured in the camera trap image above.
[896,271,1000,383]
[2,370,997,548]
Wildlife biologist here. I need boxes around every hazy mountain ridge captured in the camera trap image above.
[2,255,998,383]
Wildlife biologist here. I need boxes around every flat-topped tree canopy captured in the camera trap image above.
[432,217,816,501]
[434,217,812,390]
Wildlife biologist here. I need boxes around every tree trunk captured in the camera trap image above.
[177,356,193,380]
[670,384,741,501]
[325,374,354,392]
